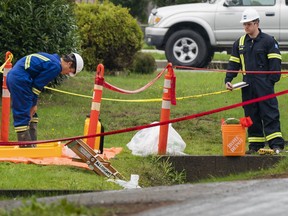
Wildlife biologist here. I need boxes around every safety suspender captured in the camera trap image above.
[239,35,246,74]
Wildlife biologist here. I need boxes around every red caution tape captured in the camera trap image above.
[96,76,104,85]
[170,72,176,106]
[103,67,167,94]
[1,89,288,146]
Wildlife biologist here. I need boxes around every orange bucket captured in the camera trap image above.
[221,118,246,156]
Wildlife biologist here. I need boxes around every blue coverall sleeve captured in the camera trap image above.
[225,39,241,84]
[25,55,62,106]
[267,38,282,84]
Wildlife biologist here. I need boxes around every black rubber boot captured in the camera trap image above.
[268,137,285,150]
[29,122,37,141]
[17,130,36,148]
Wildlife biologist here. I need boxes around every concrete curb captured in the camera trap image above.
[162,155,284,182]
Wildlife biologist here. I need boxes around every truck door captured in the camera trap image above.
[215,0,280,46]
[279,0,288,45]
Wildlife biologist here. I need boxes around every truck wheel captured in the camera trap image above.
[165,29,211,68]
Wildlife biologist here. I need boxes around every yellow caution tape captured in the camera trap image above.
[44,86,92,99]
[175,89,232,100]
[44,86,238,103]
[0,53,13,73]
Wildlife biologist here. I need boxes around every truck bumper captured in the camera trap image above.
[145,27,168,48]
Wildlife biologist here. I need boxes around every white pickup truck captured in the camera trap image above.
[145,0,288,68]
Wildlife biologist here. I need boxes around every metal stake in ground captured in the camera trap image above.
[66,139,123,179]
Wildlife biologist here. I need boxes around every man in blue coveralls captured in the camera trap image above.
[225,8,285,154]
[7,52,84,147]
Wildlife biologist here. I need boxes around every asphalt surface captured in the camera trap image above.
[1,178,288,215]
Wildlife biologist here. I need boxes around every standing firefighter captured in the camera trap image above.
[224,8,285,154]
[7,52,84,147]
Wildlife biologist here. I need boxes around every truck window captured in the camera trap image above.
[237,0,276,6]
[228,0,275,6]
[228,0,243,6]
[250,0,275,6]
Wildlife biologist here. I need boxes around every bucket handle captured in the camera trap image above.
[222,118,240,125]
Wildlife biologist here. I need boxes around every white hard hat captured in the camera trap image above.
[69,53,84,77]
[240,8,260,23]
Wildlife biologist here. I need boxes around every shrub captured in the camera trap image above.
[109,0,150,23]
[130,52,157,74]
[75,1,143,72]
[0,0,80,89]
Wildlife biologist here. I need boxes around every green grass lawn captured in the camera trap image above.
[0,65,288,194]
[1,66,288,214]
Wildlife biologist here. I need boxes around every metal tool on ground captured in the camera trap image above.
[66,139,123,179]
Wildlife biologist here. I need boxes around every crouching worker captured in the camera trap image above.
[6,52,84,147]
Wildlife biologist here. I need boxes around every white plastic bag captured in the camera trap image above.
[107,174,141,189]
[127,122,186,156]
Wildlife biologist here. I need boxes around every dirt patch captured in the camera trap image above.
[254,173,288,179]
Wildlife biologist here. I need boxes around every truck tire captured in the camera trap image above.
[165,29,212,68]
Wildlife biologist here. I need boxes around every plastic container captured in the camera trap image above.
[83,116,104,153]
[221,118,246,156]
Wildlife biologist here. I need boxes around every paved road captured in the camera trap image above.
[1,178,288,215]
[135,178,288,216]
